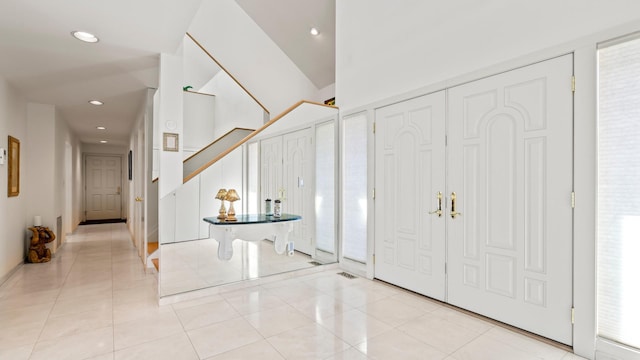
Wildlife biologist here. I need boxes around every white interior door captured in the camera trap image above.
[260,136,283,203]
[86,155,122,220]
[447,54,574,344]
[283,128,313,256]
[374,91,447,300]
[135,124,146,257]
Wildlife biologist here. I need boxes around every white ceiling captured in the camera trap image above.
[236,0,336,89]
[0,0,335,147]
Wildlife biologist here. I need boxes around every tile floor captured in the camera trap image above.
[160,237,317,296]
[0,223,587,360]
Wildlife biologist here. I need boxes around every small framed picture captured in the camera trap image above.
[8,135,20,197]
[163,133,179,152]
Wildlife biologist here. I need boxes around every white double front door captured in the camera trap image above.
[374,55,573,344]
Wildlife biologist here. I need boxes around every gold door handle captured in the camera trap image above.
[429,191,443,217]
[135,197,143,202]
[451,192,462,219]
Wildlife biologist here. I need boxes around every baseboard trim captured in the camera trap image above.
[0,260,24,288]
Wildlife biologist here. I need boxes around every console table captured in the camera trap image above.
[203,214,302,261]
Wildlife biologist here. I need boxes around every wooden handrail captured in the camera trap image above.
[186,32,270,116]
[182,100,338,183]
[184,89,216,97]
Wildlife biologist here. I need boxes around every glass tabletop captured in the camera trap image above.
[203,213,302,225]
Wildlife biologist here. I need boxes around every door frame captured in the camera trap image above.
[354,47,599,355]
[83,153,125,222]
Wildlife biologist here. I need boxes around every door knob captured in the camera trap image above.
[429,191,443,217]
[450,192,462,219]
[135,197,143,202]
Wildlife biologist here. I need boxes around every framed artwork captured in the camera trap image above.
[128,150,133,180]
[8,136,20,197]
[163,132,179,152]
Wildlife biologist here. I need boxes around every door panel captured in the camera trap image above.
[447,54,573,344]
[284,129,313,255]
[86,155,122,220]
[260,136,283,203]
[260,129,313,256]
[374,91,447,300]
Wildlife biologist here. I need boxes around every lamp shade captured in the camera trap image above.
[215,189,227,200]
[225,189,240,202]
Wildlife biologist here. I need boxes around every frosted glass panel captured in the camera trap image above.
[598,36,640,350]
[342,113,368,262]
[315,122,335,253]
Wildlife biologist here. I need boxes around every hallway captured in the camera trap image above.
[0,224,585,359]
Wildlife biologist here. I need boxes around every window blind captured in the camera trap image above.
[597,35,640,350]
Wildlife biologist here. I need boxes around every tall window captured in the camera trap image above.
[315,121,336,253]
[342,113,368,262]
[598,35,640,350]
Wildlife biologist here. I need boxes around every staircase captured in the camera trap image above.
[147,242,159,271]
[183,127,255,182]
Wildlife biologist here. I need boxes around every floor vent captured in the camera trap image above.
[309,261,323,266]
[337,272,357,279]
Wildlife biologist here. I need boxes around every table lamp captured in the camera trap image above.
[215,188,228,219]
[224,189,241,221]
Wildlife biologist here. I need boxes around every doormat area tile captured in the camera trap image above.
[79,218,127,225]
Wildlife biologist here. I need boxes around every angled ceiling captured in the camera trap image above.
[235,0,335,89]
[0,0,335,147]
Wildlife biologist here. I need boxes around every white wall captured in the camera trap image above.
[157,48,186,251]
[25,104,56,243]
[0,78,28,283]
[54,109,81,241]
[158,51,184,199]
[199,71,264,139]
[317,83,335,104]
[188,0,320,117]
[336,1,640,111]
[183,91,216,153]
[73,141,82,231]
[25,104,82,251]
[0,88,82,282]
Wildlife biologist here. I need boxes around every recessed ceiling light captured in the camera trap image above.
[88,100,103,106]
[97,126,106,130]
[310,27,320,36]
[100,140,108,144]
[71,31,99,43]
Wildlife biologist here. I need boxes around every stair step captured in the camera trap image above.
[147,242,158,255]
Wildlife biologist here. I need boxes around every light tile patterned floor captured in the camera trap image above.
[0,224,587,360]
